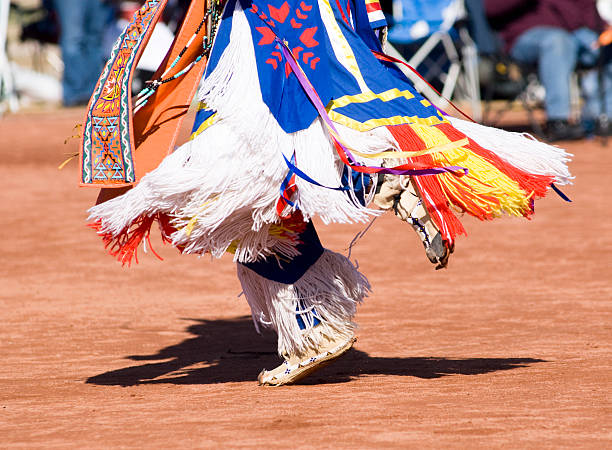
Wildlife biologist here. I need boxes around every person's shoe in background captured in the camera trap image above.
[479,54,524,99]
[546,119,585,142]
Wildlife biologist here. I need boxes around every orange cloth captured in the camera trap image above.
[94,0,210,204]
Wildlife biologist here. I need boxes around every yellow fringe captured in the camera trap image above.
[58,152,79,170]
[179,196,218,237]
[224,223,297,256]
[63,123,82,145]
[409,124,531,218]
[226,240,238,254]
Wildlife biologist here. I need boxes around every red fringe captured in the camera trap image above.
[387,124,466,245]
[436,123,554,207]
[88,213,177,266]
[439,164,502,221]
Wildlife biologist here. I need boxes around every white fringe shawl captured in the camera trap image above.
[237,249,370,356]
[88,1,574,265]
[88,2,394,263]
[196,1,389,224]
[447,116,573,185]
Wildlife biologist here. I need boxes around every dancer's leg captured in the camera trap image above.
[237,221,369,385]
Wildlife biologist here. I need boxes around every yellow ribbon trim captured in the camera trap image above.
[190,112,218,140]
[319,0,368,90]
[325,86,447,132]
[328,109,446,131]
[328,88,415,109]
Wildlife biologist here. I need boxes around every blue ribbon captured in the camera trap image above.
[551,183,572,203]
[279,153,299,207]
[282,153,350,192]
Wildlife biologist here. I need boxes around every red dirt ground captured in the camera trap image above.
[1,107,611,448]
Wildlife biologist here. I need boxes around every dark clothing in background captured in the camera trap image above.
[485,0,602,51]
[465,0,501,54]
[483,0,611,136]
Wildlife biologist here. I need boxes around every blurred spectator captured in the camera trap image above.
[485,0,608,141]
[102,0,188,53]
[101,1,176,93]
[19,0,60,45]
[464,0,525,100]
[52,0,115,106]
[465,0,500,56]
[102,2,139,58]
[164,0,190,31]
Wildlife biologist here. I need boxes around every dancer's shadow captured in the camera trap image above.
[87,317,546,386]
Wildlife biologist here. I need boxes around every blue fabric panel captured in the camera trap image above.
[331,94,440,124]
[240,0,335,133]
[241,220,324,284]
[201,0,445,131]
[204,0,236,76]
[349,0,384,51]
[191,107,215,134]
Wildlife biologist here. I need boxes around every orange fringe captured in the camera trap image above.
[437,123,554,202]
[88,213,177,266]
[387,124,466,245]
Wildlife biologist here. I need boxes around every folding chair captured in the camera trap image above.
[386,0,481,121]
[0,0,18,114]
[482,61,547,137]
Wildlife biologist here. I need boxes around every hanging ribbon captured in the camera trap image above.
[276,146,471,218]
[372,49,574,203]
[371,49,478,124]
[275,37,468,178]
[550,183,572,202]
[276,152,299,217]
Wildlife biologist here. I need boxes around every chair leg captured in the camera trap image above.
[458,28,481,122]
[0,0,19,114]
[569,72,582,123]
[521,99,545,138]
[597,54,608,146]
[386,43,447,110]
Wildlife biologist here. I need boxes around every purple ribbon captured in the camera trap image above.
[275,38,467,177]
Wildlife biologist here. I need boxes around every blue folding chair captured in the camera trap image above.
[386,0,481,120]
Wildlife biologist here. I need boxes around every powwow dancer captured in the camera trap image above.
[79,0,572,386]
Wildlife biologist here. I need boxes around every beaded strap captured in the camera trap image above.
[134,2,222,113]
[80,0,169,186]
[80,0,224,187]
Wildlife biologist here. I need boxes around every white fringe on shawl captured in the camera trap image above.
[88,1,574,264]
[196,1,387,223]
[88,2,396,263]
[447,116,573,185]
[237,249,370,356]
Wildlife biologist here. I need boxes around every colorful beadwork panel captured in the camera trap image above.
[81,0,167,186]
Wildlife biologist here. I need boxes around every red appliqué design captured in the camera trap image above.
[251,1,320,78]
[298,27,318,48]
[256,26,276,45]
[269,2,290,22]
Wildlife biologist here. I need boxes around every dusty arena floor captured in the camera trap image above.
[1,108,611,448]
